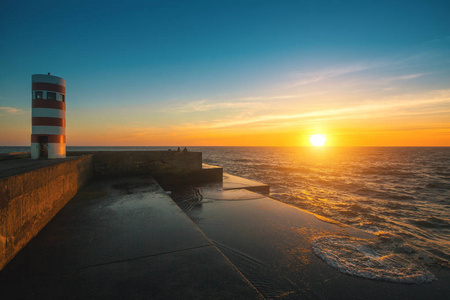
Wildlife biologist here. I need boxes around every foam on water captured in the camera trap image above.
[311,233,436,283]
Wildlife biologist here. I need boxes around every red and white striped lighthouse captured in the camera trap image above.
[31,73,66,159]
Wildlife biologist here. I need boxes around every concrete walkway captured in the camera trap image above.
[0,157,78,179]
[186,184,450,300]
[0,177,262,299]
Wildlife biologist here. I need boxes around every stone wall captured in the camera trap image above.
[157,163,223,189]
[92,151,202,178]
[0,155,93,270]
[68,151,204,183]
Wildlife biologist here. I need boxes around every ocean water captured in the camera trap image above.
[191,146,450,283]
[2,146,449,282]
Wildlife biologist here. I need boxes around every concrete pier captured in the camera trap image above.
[0,176,262,299]
[1,152,449,299]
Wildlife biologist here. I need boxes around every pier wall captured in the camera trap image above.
[68,151,214,187]
[0,155,94,270]
[90,151,202,178]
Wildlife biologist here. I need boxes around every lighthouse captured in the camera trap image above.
[31,73,66,159]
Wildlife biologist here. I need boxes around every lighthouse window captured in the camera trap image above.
[47,92,57,100]
[60,94,65,102]
[35,91,43,99]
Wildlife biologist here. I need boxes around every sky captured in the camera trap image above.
[1,0,449,146]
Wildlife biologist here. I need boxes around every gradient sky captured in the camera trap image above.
[1,0,449,146]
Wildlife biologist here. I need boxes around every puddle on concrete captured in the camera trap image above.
[107,193,156,211]
[201,188,266,201]
[170,185,203,212]
[75,185,108,201]
[111,181,160,194]
[214,241,312,299]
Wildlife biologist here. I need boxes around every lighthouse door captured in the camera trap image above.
[38,136,48,159]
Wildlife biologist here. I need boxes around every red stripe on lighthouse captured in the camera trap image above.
[32,99,65,110]
[32,117,65,127]
[31,134,66,143]
[32,82,65,93]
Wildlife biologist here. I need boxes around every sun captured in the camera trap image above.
[309,134,327,146]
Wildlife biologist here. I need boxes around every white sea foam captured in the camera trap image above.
[311,234,436,283]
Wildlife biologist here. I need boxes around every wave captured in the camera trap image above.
[411,217,450,229]
[426,181,450,189]
[232,158,253,162]
[358,167,416,177]
[274,165,310,173]
[355,187,416,201]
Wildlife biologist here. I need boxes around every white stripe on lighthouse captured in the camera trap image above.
[32,126,66,135]
[32,108,65,118]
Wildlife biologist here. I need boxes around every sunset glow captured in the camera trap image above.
[310,135,327,147]
[0,1,449,147]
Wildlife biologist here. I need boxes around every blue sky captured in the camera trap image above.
[1,0,449,146]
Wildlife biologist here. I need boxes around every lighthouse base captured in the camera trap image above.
[31,142,66,159]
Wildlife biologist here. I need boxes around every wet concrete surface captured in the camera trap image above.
[3,171,450,299]
[0,177,262,299]
[185,186,450,300]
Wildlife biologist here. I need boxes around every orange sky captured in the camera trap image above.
[1,85,450,146]
[2,86,449,147]
[1,1,450,147]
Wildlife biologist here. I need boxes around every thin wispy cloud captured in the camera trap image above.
[390,73,425,81]
[284,63,378,89]
[166,99,264,113]
[200,90,450,129]
[0,106,25,114]
[238,91,329,102]
[370,73,428,87]
[239,94,300,101]
[161,91,331,115]
[331,125,450,137]
[278,39,447,93]
[160,43,443,117]
[424,35,450,45]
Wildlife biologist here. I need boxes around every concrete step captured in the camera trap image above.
[223,173,270,194]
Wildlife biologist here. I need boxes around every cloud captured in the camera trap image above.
[200,90,450,129]
[238,91,328,102]
[0,106,25,114]
[391,73,425,81]
[171,64,381,113]
[365,73,428,87]
[162,91,331,114]
[167,99,264,113]
[423,35,450,46]
[284,63,378,89]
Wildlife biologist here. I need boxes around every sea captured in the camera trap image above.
[2,146,449,283]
